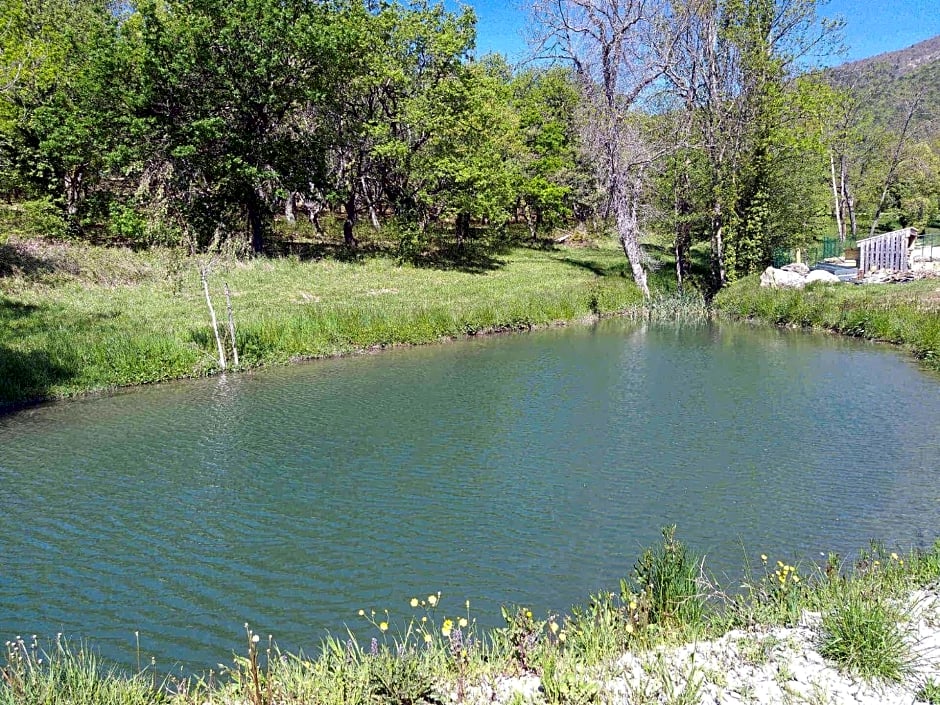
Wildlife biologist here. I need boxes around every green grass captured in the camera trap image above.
[714,276,940,372]
[818,586,910,683]
[0,234,645,405]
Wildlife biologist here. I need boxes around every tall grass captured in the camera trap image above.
[0,236,645,405]
[714,276,940,372]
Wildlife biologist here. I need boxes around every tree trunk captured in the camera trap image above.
[829,150,844,241]
[455,212,470,247]
[248,201,264,254]
[284,192,296,223]
[344,193,357,248]
[613,177,649,299]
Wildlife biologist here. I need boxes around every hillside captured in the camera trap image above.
[828,35,940,136]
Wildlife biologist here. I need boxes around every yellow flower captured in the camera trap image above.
[441,619,453,637]
[625,623,634,634]
[890,552,899,561]
[760,554,768,562]
[792,575,800,583]
[629,600,637,611]
[558,631,567,643]
[410,598,419,608]
[423,633,432,644]
[358,609,365,617]
[525,609,532,619]
[458,617,468,628]
[549,621,559,634]
[421,616,427,623]
[379,622,388,632]
[428,595,438,607]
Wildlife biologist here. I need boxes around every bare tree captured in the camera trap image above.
[530,0,681,298]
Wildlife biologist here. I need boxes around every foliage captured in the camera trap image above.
[631,525,705,630]
[818,585,910,682]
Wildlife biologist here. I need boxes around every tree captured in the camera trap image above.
[511,66,588,238]
[530,0,681,298]
[134,0,345,251]
[665,0,840,289]
[0,0,135,229]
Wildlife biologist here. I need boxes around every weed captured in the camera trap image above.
[632,526,705,632]
[818,586,910,682]
[916,679,940,704]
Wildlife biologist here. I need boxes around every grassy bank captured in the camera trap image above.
[0,235,645,406]
[714,276,940,373]
[2,530,939,705]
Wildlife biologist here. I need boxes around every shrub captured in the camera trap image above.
[632,526,705,631]
[819,587,910,682]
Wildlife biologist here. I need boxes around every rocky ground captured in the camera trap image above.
[474,586,940,705]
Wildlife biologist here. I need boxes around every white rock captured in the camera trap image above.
[760,266,807,288]
[806,269,842,284]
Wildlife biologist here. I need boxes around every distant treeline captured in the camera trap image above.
[1,0,936,292]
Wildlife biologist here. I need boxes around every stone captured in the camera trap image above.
[760,266,807,289]
[806,269,841,284]
[782,262,810,275]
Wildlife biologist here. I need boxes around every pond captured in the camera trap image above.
[1,320,939,672]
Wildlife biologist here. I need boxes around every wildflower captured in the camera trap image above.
[251,634,260,644]
[629,600,637,611]
[792,576,800,583]
[410,598,419,608]
[428,594,438,607]
[421,616,427,623]
[626,623,634,634]
[466,600,471,610]
[370,638,378,657]
[423,633,432,644]
[358,609,365,616]
[760,554,768,562]
[458,617,468,628]
[379,622,388,632]
[890,552,899,561]
[558,631,567,643]
[441,619,453,637]
[525,609,532,619]
[549,621,559,634]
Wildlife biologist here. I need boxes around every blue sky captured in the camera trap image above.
[463,0,940,66]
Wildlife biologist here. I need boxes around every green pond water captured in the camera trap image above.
[1,320,939,672]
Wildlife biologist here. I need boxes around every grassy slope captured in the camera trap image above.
[714,276,940,372]
[0,236,642,405]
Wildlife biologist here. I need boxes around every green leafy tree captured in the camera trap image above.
[0,0,136,230]
[134,0,346,251]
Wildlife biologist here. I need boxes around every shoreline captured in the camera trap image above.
[3,536,939,705]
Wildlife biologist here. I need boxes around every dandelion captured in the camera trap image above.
[379,622,388,632]
[428,594,438,607]
[410,598,419,608]
[525,609,532,619]
[441,619,454,637]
